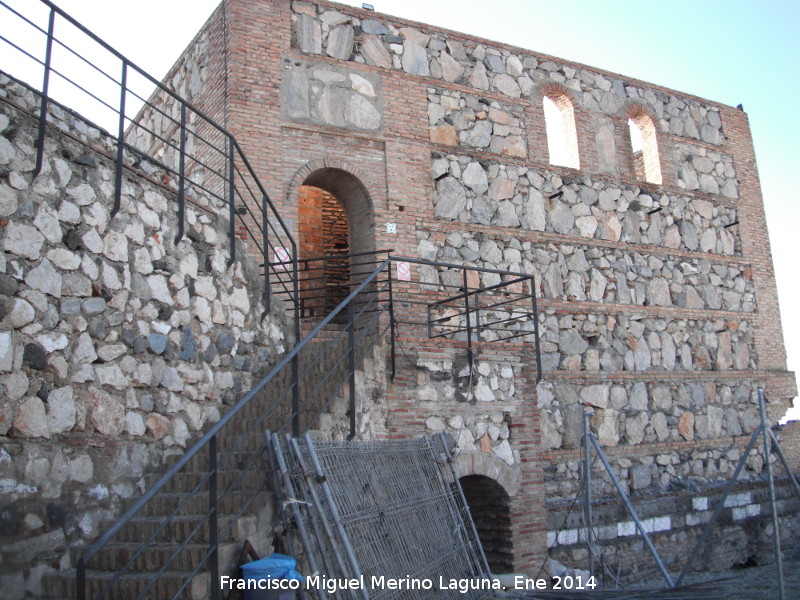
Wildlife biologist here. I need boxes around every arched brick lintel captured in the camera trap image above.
[287,158,377,255]
[286,158,374,211]
[453,451,522,497]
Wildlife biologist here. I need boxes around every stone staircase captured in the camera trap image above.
[40,297,389,600]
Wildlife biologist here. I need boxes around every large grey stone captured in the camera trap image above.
[349,73,375,97]
[462,162,488,194]
[47,387,76,434]
[296,14,321,54]
[630,382,648,411]
[559,330,588,355]
[82,297,107,316]
[319,86,349,127]
[0,183,17,217]
[550,202,574,234]
[434,177,466,220]
[563,404,584,449]
[492,74,521,98]
[483,54,505,73]
[539,411,562,449]
[3,298,35,328]
[647,278,671,306]
[625,411,649,445]
[0,331,12,372]
[15,397,49,438]
[326,25,354,60]
[521,190,546,231]
[402,41,429,77]
[494,201,519,227]
[468,62,489,90]
[2,222,44,260]
[90,388,125,436]
[103,231,128,262]
[581,384,609,409]
[317,8,348,25]
[461,120,492,148]
[361,35,391,69]
[593,408,619,446]
[346,95,381,130]
[360,19,388,35]
[630,465,652,490]
[285,70,310,120]
[440,51,463,83]
[33,204,62,244]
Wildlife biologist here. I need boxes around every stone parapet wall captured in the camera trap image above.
[0,76,290,586]
[291,1,724,147]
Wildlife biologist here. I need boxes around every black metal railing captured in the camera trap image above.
[275,252,543,381]
[388,256,543,381]
[0,0,298,312]
[75,258,394,600]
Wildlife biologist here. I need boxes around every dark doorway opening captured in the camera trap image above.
[460,474,514,574]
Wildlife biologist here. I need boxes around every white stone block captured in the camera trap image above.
[724,492,751,508]
[617,521,636,537]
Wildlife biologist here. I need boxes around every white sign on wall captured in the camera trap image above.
[396,261,411,281]
[274,247,292,270]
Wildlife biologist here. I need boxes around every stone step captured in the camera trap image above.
[73,541,210,574]
[143,466,266,495]
[136,488,260,520]
[42,567,206,600]
[110,514,235,545]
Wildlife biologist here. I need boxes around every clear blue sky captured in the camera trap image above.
[7,0,798,419]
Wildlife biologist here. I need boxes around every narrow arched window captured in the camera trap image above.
[628,113,662,184]
[543,93,579,169]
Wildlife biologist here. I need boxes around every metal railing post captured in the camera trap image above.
[388,259,396,381]
[227,136,236,268]
[292,242,300,435]
[209,435,220,600]
[759,389,785,600]
[76,557,86,600]
[33,7,56,179]
[582,409,595,580]
[262,196,270,307]
[529,276,543,382]
[347,300,356,440]
[112,60,127,218]
[462,269,473,374]
[174,103,187,245]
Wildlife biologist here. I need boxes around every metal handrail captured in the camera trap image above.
[0,0,299,313]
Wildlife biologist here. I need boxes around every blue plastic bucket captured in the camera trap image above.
[240,554,303,600]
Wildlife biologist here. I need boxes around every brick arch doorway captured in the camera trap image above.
[460,474,514,575]
[295,167,376,320]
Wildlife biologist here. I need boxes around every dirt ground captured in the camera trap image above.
[672,558,800,599]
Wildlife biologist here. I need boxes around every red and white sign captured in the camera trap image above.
[396,261,411,281]
[274,247,292,270]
